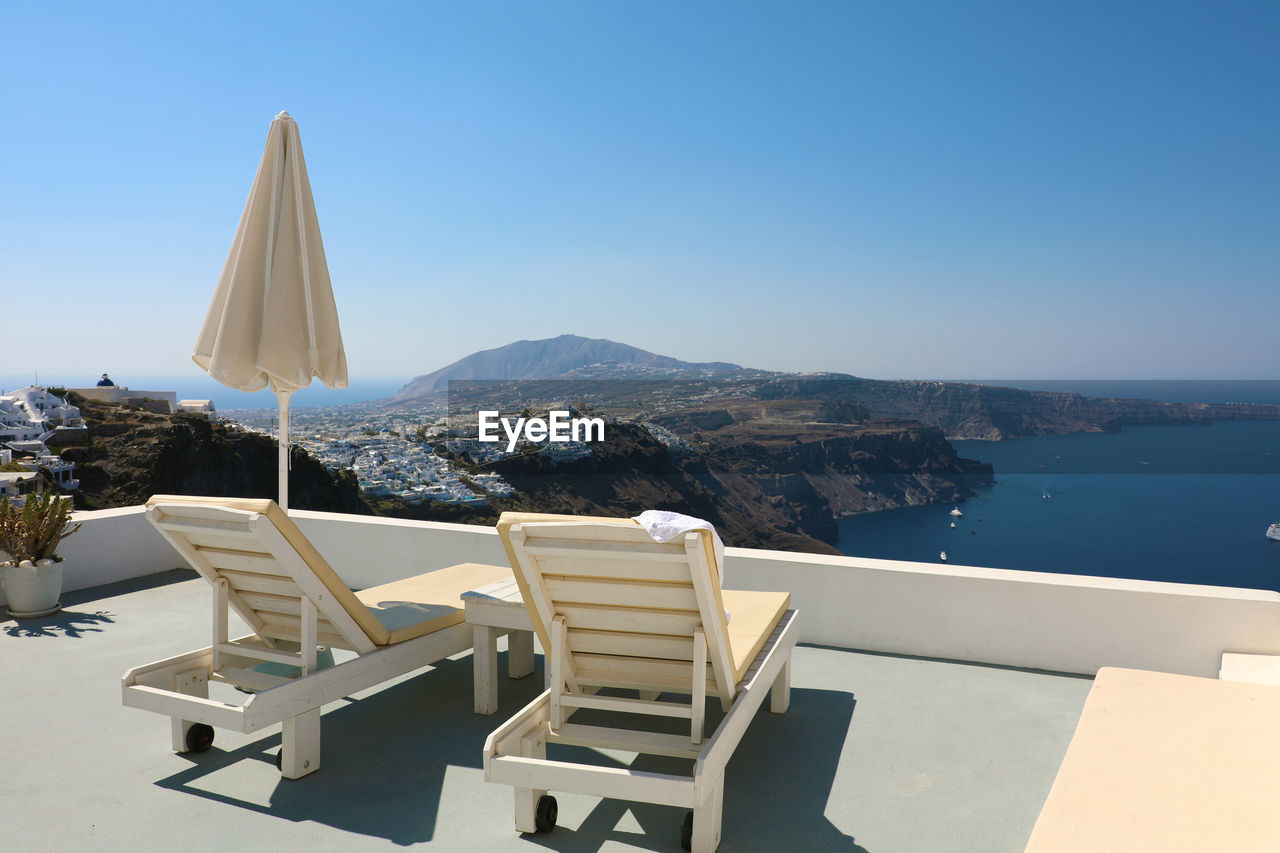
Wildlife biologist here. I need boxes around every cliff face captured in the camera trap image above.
[426,423,840,554]
[60,396,370,514]
[697,421,991,517]
[399,417,988,556]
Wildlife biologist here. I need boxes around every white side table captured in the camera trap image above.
[462,576,537,714]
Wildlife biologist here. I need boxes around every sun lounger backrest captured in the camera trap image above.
[497,512,736,707]
[146,495,388,651]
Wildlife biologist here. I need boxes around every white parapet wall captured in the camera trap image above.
[724,547,1280,679]
[0,505,188,608]
[15,504,1280,679]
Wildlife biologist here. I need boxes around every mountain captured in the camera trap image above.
[392,334,741,401]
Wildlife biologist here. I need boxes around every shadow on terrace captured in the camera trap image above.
[149,649,859,850]
[5,505,1154,851]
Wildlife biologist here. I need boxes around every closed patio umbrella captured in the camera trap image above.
[193,110,347,511]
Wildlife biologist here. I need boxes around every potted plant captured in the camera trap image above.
[0,491,81,618]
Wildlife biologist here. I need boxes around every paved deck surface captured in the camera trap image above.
[1,571,1091,852]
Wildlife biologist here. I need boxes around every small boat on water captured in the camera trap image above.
[949,508,963,517]
[950,522,956,528]
[939,551,948,561]
[1268,523,1280,542]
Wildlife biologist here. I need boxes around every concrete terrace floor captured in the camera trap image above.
[1,571,1091,853]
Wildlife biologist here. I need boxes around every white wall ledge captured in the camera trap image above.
[11,504,1276,680]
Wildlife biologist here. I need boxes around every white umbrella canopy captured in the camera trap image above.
[193,111,347,511]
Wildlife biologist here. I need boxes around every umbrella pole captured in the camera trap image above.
[277,389,291,512]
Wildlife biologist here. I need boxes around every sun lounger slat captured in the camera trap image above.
[573,652,722,694]
[258,623,353,650]
[212,641,305,667]
[544,576,699,611]
[522,540,687,561]
[183,531,268,553]
[152,516,259,537]
[256,609,343,639]
[256,609,339,633]
[568,628,695,661]
[559,691,694,719]
[518,523,678,545]
[218,570,305,597]
[236,590,305,616]
[199,547,293,576]
[548,722,703,758]
[144,502,248,523]
[534,554,693,582]
[556,603,702,635]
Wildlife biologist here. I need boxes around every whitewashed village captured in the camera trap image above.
[232,406,601,508]
[0,382,512,510]
[0,386,85,503]
[3,381,694,511]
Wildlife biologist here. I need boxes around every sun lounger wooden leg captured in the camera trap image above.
[770,656,791,713]
[507,629,535,680]
[513,736,549,834]
[692,773,724,852]
[280,708,321,779]
[170,666,209,752]
[474,625,500,714]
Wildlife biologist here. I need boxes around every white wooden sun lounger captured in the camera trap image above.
[484,512,799,852]
[123,495,512,779]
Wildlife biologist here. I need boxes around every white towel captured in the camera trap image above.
[632,510,725,568]
[632,511,729,622]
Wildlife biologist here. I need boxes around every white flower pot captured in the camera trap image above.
[1,561,64,619]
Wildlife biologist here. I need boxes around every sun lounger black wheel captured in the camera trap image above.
[275,749,283,771]
[681,811,693,850]
[185,723,214,753]
[535,795,558,833]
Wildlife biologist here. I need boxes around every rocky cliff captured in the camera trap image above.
[60,395,370,513]
[397,417,988,555]
[691,420,992,518]
[377,422,838,553]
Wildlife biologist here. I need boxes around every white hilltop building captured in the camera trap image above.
[0,385,85,443]
[177,399,217,418]
[64,380,214,418]
[0,446,40,502]
[71,384,179,414]
[0,386,83,498]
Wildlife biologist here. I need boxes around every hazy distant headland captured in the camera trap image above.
[387,334,1280,440]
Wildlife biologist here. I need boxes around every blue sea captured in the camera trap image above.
[838,380,1280,592]
[0,374,410,411]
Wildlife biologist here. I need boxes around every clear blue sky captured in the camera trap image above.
[3,1,1277,386]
